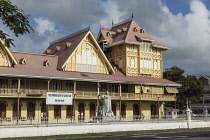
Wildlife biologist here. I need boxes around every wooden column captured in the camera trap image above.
[96,82,100,116]
[119,84,121,118]
[17,78,21,123]
[73,81,76,117]
[47,80,50,118]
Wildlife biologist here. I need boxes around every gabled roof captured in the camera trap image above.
[98,18,169,50]
[44,28,115,73]
[44,28,89,68]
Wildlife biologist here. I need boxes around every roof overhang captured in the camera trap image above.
[0,73,181,87]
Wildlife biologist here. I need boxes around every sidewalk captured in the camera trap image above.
[0,120,209,138]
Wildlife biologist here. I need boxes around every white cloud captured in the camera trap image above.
[34,17,57,36]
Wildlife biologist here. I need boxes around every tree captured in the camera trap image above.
[163,66,185,83]
[0,0,33,49]
[163,66,204,109]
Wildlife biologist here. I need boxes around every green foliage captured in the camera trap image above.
[163,66,204,109]
[0,0,33,48]
[163,66,185,83]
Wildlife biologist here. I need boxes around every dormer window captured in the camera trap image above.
[117,29,122,33]
[133,27,138,32]
[66,42,72,47]
[140,28,145,33]
[43,60,50,67]
[122,28,127,32]
[106,32,112,36]
[56,46,61,51]
[46,49,51,54]
[20,58,27,65]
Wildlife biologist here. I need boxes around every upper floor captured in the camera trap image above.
[97,19,168,78]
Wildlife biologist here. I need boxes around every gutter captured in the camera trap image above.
[0,73,180,87]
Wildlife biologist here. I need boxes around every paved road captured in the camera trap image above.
[55,131,210,140]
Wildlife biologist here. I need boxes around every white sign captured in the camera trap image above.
[46,92,73,105]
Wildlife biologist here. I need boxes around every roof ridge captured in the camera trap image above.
[112,18,132,28]
[50,27,90,45]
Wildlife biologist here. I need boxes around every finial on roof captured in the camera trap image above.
[112,19,114,26]
[131,13,134,19]
[89,24,90,29]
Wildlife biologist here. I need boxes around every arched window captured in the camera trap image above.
[76,48,97,73]
[121,104,126,118]
[66,105,73,118]
[78,103,85,121]
[133,104,140,120]
[89,103,96,117]
[54,105,61,119]
[27,102,35,118]
[0,103,6,119]
[111,104,116,116]
[13,103,21,118]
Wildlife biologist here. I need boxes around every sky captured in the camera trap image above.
[2,0,210,76]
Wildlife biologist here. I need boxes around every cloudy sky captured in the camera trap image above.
[2,0,210,76]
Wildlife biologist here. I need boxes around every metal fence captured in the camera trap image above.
[1,114,210,126]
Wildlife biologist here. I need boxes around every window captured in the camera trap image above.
[140,57,152,68]
[131,56,135,67]
[87,50,92,64]
[12,80,18,88]
[66,82,74,91]
[119,57,122,68]
[76,54,81,63]
[140,44,152,52]
[51,81,62,90]
[130,45,134,51]
[76,49,97,73]
[66,105,73,118]
[0,79,8,88]
[27,102,35,118]
[154,59,158,70]
[154,48,157,54]
[82,50,87,64]
[119,45,122,52]
[54,105,61,119]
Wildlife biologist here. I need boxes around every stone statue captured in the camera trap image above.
[100,91,114,117]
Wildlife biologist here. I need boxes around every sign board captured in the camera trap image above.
[46,92,73,105]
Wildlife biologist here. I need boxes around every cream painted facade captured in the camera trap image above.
[110,43,162,78]
[64,35,109,74]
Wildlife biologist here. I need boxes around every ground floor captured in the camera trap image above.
[0,98,164,121]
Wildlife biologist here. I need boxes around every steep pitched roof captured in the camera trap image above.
[99,18,169,49]
[44,28,89,68]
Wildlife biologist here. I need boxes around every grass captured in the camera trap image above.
[1,127,210,140]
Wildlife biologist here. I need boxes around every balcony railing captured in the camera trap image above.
[0,88,176,101]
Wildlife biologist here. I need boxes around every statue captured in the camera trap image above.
[100,91,114,117]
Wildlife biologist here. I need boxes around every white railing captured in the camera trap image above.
[0,114,210,126]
